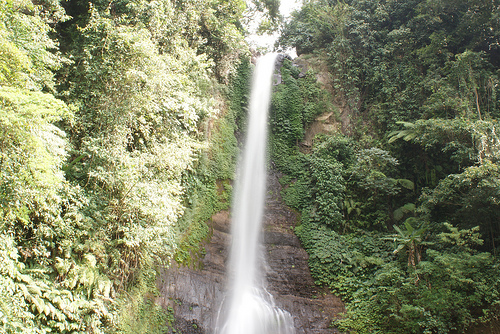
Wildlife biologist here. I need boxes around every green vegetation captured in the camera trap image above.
[273,0,500,332]
[0,0,254,330]
[2,0,500,331]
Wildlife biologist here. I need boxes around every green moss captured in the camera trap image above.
[173,55,252,267]
[116,268,170,334]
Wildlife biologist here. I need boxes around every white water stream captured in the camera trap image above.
[215,53,295,334]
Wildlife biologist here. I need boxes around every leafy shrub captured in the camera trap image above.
[336,224,500,334]
[273,4,500,330]
[0,0,249,331]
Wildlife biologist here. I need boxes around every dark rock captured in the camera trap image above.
[157,170,345,333]
[293,57,308,78]
[275,53,293,68]
[273,53,293,85]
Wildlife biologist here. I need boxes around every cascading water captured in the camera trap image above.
[215,53,295,334]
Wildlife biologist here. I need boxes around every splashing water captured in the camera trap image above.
[215,53,295,334]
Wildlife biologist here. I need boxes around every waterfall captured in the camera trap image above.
[215,53,295,334]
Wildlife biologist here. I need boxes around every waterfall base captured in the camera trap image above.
[215,287,294,334]
[156,170,345,334]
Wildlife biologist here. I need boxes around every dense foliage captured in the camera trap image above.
[272,0,500,332]
[3,0,500,331]
[0,0,254,330]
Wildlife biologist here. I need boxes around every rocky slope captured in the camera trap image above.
[156,170,345,333]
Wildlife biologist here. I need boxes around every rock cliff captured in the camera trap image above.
[156,170,345,333]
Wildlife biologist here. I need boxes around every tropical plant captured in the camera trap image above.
[273,0,500,332]
[389,219,429,268]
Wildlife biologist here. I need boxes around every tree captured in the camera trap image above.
[390,219,429,268]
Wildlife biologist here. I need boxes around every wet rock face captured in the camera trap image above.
[156,212,230,333]
[156,170,345,333]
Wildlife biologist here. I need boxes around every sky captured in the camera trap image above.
[245,0,302,57]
